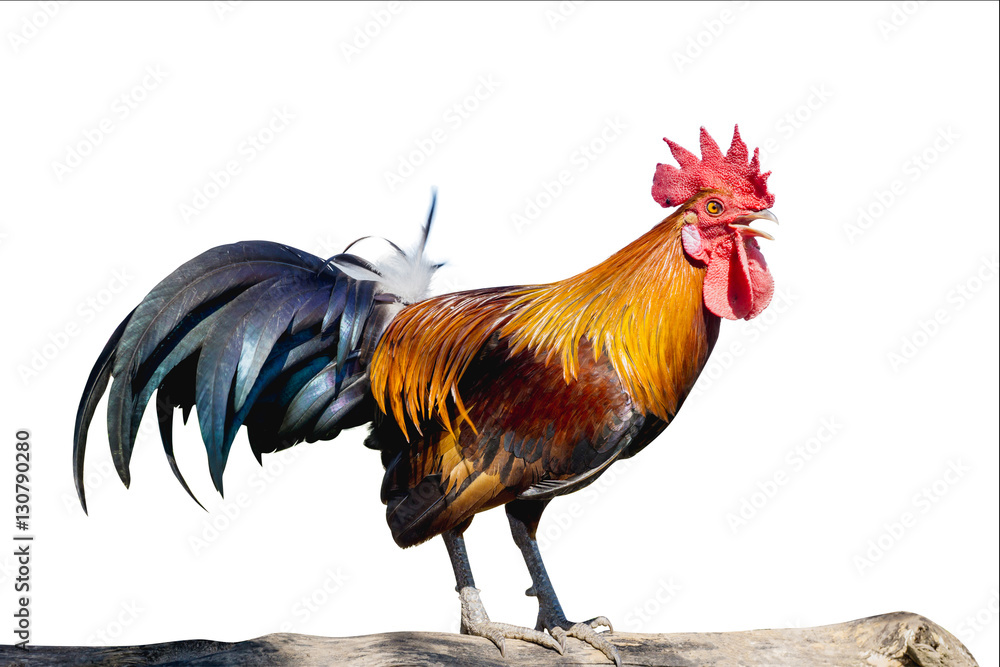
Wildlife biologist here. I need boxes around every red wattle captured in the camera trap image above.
[701,232,773,320]
[743,237,774,319]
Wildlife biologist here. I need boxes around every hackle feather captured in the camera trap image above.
[370,199,717,436]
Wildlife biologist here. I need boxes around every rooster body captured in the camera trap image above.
[371,214,719,548]
[75,127,777,665]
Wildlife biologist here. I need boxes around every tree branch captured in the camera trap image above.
[1,611,978,666]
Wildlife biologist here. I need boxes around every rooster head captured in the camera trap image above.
[652,126,776,320]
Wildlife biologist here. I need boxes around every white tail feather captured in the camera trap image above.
[336,191,440,305]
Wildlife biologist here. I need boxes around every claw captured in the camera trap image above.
[456,586,619,663]
[457,587,564,657]
[566,623,621,667]
[482,630,505,658]
[550,625,568,652]
[539,612,621,666]
[588,615,614,633]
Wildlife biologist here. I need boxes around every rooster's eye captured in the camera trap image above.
[706,199,723,216]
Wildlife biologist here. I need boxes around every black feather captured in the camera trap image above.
[73,309,134,513]
[73,239,394,507]
[155,365,206,510]
[196,278,283,493]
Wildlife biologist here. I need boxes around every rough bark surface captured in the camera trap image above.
[0,611,978,666]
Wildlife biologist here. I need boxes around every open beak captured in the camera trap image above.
[730,209,778,241]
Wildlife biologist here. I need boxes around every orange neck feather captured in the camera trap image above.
[500,208,717,420]
[370,208,719,434]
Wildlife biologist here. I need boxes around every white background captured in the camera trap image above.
[1,1,997,663]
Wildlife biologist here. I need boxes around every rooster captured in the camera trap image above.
[74,126,777,665]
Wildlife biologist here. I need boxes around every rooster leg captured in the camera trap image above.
[507,499,622,667]
[442,527,563,657]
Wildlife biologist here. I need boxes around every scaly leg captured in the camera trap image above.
[507,499,622,667]
[442,526,562,657]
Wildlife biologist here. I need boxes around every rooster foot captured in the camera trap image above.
[458,586,563,657]
[535,603,620,667]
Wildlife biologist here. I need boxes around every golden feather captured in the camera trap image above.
[369,199,718,435]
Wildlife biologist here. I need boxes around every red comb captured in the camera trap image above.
[652,126,774,210]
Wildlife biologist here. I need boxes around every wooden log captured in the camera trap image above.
[0,611,978,666]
